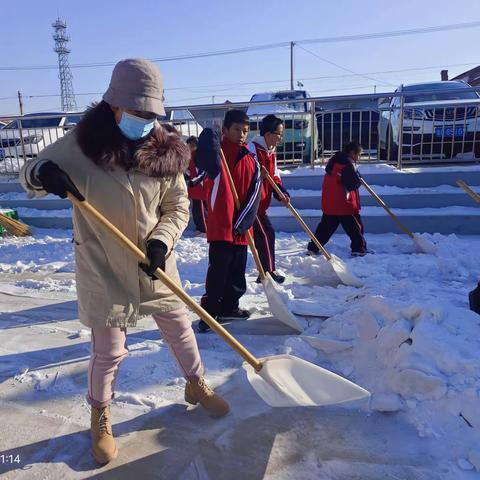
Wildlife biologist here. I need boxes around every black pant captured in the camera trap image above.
[308,213,367,254]
[191,200,207,233]
[201,241,247,317]
[253,214,276,273]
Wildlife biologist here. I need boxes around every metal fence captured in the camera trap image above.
[0,113,81,175]
[1,86,480,175]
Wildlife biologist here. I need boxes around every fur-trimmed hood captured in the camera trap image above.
[76,101,190,178]
[133,124,190,177]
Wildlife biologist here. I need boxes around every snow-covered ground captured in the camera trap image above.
[288,185,480,196]
[279,163,480,176]
[1,228,480,479]
[269,205,480,217]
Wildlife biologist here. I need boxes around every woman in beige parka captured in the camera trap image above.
[20,58,229,465]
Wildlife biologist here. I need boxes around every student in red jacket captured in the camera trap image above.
[249,114,290,284]
[185,136,208,234]
[196,111,261,333]
[307,141,369,257]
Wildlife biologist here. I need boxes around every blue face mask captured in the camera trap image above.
[117,112,155,140]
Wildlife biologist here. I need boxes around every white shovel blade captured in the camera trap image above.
[262,274,304,333]
[413,235,437,255]
[244,354,370,407]
[329,253,364,288]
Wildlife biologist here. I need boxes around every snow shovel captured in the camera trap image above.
[219,149,304,333]
[456,179,480,204]
[360,177,437,254]
[262,167,363,288]
[67,193,370,407]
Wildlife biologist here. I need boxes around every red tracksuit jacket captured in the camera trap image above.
[203,137,262,245]
[321,151,362,216]
[248,136,288,216]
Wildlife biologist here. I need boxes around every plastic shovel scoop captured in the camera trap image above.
[262,272,304,333]
[244,354,370,407]
[328,252,364,288]
[360,178,437,255]
[412,234,437,255]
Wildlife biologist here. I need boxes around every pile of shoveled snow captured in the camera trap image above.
[276,232,480,471]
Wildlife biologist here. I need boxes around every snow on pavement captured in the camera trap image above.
[279,163,480,176]
[1,228,480,478]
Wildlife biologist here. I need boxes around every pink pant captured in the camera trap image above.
[87,307,203,408]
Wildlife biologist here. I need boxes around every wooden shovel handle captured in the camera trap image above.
[262,166,332,261]
[219,148,267,280]
[67,193,263,372]
[457,179,480,204]
[360,177,415,239]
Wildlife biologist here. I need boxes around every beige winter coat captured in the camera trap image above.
[20,124,191,328]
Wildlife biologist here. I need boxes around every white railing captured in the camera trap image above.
[1,86,480,175]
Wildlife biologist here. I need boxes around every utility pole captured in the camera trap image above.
[17,91,23,115]
[290,41,295,91]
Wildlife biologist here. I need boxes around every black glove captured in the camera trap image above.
[187,171,206,188]
[36,161,85,201]
[139,240,168,279]
[273,185,290,202]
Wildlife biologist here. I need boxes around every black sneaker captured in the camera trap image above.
[197,319,211,333]
[351,249,374,257]
[269,271,285,284]
[217,308,251,321]
[197,314,230,333]
[255,272,285,284]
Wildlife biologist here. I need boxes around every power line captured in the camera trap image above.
[1,61,477,103]
[1,21,479,72]
[296,44,395,86]
[298,21,480,45]
[1,60,477,104]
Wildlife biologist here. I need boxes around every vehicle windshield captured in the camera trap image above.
[404,83,478,103]
[5,116,62,129]
[64,115,81,125]
[248,91,307,115]
[171,109,194,121]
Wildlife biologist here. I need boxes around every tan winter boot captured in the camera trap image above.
[185,377,230,417]
[90,405,118,464]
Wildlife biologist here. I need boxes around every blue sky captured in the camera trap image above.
[2,0,479,114]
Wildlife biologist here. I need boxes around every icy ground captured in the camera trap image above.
[1,229,480,479]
